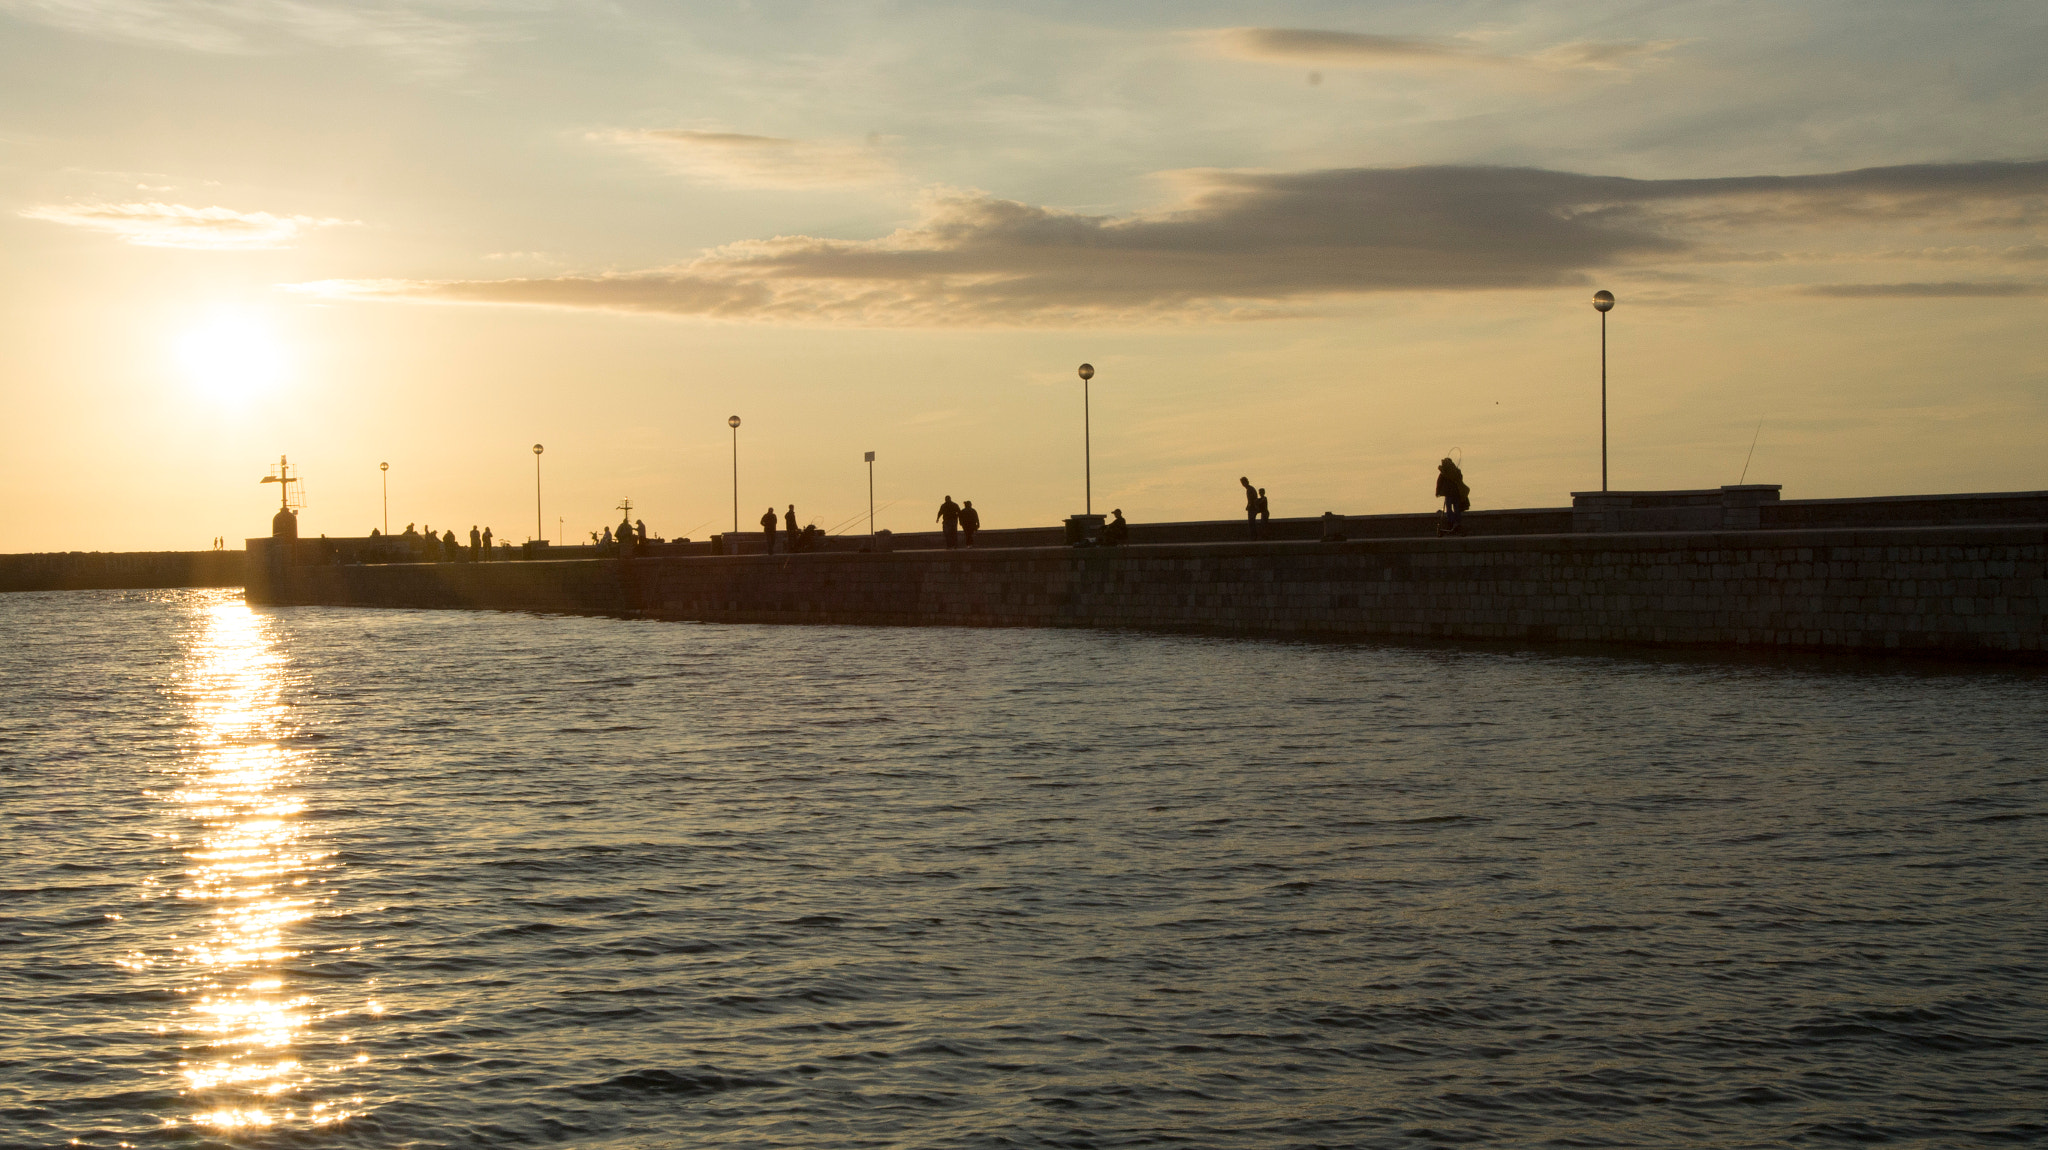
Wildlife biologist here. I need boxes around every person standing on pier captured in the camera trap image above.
[760,507,778,553]
[481,526,493,559]
[1241,476,1260,538]
[784,505,798,549]
[469,525,481,560]
[936,495,961,548]
[1437,457,1470,535]
[1257,488,1271,523]
[635,519,648,555]
[960,500,980,547]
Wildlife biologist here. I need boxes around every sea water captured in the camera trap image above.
[1,588,2043,1148]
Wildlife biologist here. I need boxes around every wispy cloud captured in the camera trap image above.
[1198,27,1679,73]
[287,159,2048,326]
[22,201,353,248]
[602,129,902,190]
[1801,281,2047,298]
[0,0,494,71]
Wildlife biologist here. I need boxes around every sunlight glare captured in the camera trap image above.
[176,311,285,402]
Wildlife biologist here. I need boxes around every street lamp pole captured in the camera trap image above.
[1593,290,1615,492]
[728,416,742,534]
[1078,363,1095,515]
[864,451,876,539]
[379,461,388,535]
[532,443,545,542]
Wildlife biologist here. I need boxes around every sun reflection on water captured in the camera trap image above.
[148,597,362,1132]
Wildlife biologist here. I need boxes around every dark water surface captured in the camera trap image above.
[2,589,2044,1149]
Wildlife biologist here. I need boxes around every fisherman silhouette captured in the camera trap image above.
[1103,508,1128,545]
[960,500,980,547]
[635,519,648,554]
[469,525,481,560]
[1436,457,1470,535]
[936,496,961,549]
[760,507,778,553]
[785,505,797,546]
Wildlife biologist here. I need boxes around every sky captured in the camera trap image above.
[1,0,2044,552]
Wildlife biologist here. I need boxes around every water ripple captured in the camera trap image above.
[0,589,2043,1148]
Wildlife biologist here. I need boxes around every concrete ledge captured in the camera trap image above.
[248,522,2048,661]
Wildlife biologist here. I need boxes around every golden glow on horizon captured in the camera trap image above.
[175,311,285,403]
[144,596,364,1132]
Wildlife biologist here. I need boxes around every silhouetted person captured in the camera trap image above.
[784,505,797,547]
[760,507,778,553]
[1437,457,1470,535]
[1240,476,1259,538]
[469,525,481,560]
[481,526,493,558]
[1103,508,1128,545]
[601,525,613,550]
[1257,488,1270,522]
[617,517,634,556]
[936,495,961,549]
[960,500,980,546]
[403,523,417,537]
[635,519,648,554]
[441,529,458,561]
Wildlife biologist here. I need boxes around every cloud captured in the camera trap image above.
[0,0,490,71]
[1800,281,2047,298]
[21,201,353,248]
[1199,26,1679,73]
[287,159,2048,326]
[603,129,901,190]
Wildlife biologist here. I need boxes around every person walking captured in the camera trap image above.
[936,495,962,549]
[1436,457,1470,535]
[959,500,981,547]
[1240,476,1260,539]
[759,507,778,553]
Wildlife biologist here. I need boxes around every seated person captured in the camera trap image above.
[1102,508,1129,545]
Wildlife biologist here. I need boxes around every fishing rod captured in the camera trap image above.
[1738,421,1764,485]
[825,500,898,536]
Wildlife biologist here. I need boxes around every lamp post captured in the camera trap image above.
[532,443,545,542]
[379,461,388,535]
[1077,363,1095,515]
[864,450,876,539]
[1593,290,1614,492]
[728,415,742,534]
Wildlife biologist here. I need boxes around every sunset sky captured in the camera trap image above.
[2,1,2043,551]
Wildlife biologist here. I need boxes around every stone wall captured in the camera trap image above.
[0,550,244,593]
[251,524,2048,660]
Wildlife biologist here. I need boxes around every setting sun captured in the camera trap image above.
[177,312,284,402]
